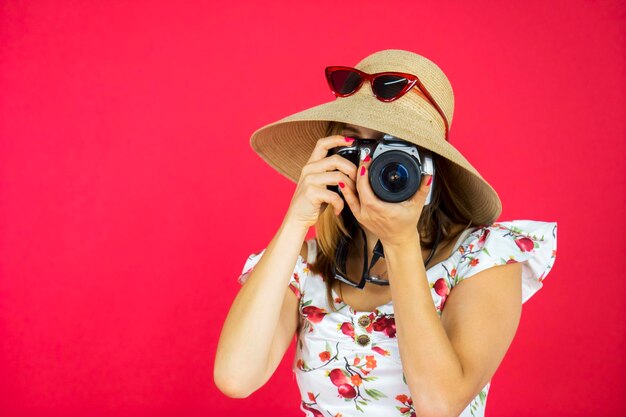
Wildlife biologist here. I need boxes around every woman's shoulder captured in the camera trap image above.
[461,220,557,247]
[454,219,558,304]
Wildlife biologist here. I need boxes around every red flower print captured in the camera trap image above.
[515,236,535,252]
[371,346,390,357]
[329,368,351,386]
[302,402,324,417]
[364,356,376,369]
[353,356,361,365]
[386,319,396,338]
[337,383,357,399]
[339,322,355,338]
[373,317,385,332]
[439,294,448,311]
[296,359,305,370]
[350,374,362,386]
[433,278,449,297]
[319,351,331,362]
[302,305,328,323]
[396,394,409,403]
[395,394,415,416]
[469,257,479,267]
[373,315,396,338]
[302,390,324,417]
[477,229,490,248]
[288,283,301,299]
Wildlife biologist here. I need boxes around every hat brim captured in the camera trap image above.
[249,89,502,224]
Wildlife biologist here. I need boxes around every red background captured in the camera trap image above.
[0,1,624,416]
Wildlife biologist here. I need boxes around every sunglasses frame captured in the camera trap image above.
[334,270,390,288]
[325,66,450,142]
[333,249,389,288]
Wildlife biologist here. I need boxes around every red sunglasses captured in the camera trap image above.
[325,66,449,142]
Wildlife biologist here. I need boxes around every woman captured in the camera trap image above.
[215,49,558,416]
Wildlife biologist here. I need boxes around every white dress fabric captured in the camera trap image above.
[238,220,558,416]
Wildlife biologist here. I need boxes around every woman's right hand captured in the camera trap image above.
[285,135,359,229]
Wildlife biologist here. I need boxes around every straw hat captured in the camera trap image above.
[249,49,502,225]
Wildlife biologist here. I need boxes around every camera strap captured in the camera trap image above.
[333,207,441,289]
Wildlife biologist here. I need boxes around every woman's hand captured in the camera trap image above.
[339,152,433,248]
[285,135,359,229]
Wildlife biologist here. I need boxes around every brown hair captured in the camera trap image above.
[308,121,480,312]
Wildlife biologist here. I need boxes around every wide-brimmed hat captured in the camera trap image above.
[248,49,502,225]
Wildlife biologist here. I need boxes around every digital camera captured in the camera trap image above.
[327,133,435,204]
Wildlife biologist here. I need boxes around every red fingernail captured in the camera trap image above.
[360,166,366,176]
[427,176,432,186]
[363,154,371,162]
[338,182,345,189]
[345,137,355,142]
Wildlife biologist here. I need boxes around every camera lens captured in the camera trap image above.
[369,150,420,203]
[380,162,408,192]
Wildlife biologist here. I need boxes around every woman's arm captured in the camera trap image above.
[214,134,355,397]
[213,214,309,398]
[260,239,308,387]
[384,233,522,417]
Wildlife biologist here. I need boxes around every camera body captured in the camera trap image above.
[327,133,435,204]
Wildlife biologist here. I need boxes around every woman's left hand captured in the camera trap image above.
[339,153,433,249]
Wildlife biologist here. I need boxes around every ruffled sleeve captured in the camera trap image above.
[237,248,308,301]
[454,220,558,304]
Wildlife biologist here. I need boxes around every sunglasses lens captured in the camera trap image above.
[372,75,409,100]
[334,239,361,287]
[329,69,362,95]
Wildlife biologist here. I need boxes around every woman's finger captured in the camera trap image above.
[306,135,355,166]
[409,173,433,205]
[356,152,377,205]
[304,170,356,191]
[338,178,361,218]
[303,153,358,183]
[313,188,345,216]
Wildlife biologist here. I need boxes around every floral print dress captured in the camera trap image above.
[237,220,558,417]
